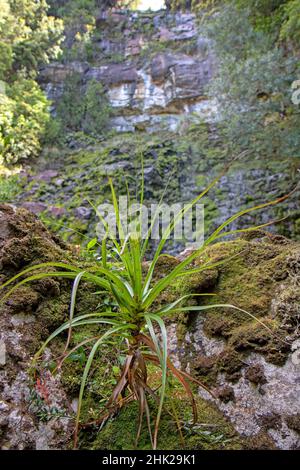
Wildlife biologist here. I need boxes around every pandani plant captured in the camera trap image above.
[0,169,296,449]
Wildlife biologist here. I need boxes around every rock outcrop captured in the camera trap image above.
[0,205,76,449]
[166,234,300,449]
[40,10,216,133]
[15,7,296,245]
[0,207,299,449]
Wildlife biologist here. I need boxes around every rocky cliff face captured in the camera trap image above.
[13,7,299,246]
[1,4,299,453]
[1,208,299,449]
[40,10,217,133]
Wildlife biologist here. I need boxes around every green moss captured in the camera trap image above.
[199,237,291,331]
[36,291,70,329]
[0,174,20,203]
[16,119,299,246]
[166,236,299,384]
[79,394,242,450]
[18,132,199,244]
[4,285,40,312]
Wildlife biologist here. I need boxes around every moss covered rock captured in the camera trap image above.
[1,207,299,450]
[0,205,100,449]
[165,233,300,449]
[81,396,243,450]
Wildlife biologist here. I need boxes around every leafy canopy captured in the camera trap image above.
[0,0,63,164]
[203,3,300,160]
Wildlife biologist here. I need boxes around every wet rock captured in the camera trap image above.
[244,432,277,450]
[150,51,214,99]
[0,342,6,366]
[74,206,92,220]
[170,21,197,41]
[96,11,127,29]
[21,202,47,215]
[41,10,217,133]
[172,56,213,99]
[201,354,300,449]
[48,206,67,218]
[97,37,125,56]
[193,355,216,379]
[0,370,73,450]
[125,36,144,57]
[0,205,15,243]
[86,64,138,86]
[0,207,65,269]
[101,161,132,173]
[158,26,175,42]
[34,278,61,298]
[5,287,40,313]
[151,53,174,84]
[11,314,36,327]
[37,170,59,183]
[39,62,89,84]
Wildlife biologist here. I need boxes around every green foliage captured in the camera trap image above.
[0,41,12,80]
[48,1,97,62]
[48,1,123,18]
[83,80,112,135]
[0,173,19,202]
[89,395,241,449]
[48,1,134,62]
[0,79,50,164]
[55,74,112,136]
[43,116,64,146]
[280,0,300,44]
[204,4,300,160]
[0,1,63,164]
[0,0,64,76]
[56,73,85,132]
[170,1,300,44]
[230,1,300,44]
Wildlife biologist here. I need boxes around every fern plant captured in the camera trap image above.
[0,174,294,449]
